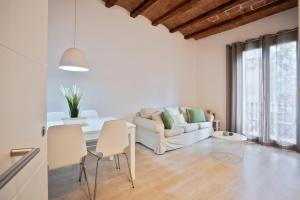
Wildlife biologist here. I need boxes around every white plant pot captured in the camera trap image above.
[62,117,86,125]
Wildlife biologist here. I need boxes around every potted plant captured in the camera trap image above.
[60,85,85,124]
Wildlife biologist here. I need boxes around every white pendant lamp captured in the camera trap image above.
[59,0,89,72]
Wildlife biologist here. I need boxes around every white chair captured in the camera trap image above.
[80,110,98,118]
[47,112,66,122]
[88,120,134,200]
[48,125,91,200]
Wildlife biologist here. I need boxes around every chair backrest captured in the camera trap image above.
[47,112,66,122]
[80,110,98,118]
[96,120,129,157]
[47,124,87,170]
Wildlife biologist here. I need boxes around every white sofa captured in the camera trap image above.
[133,106,213,154]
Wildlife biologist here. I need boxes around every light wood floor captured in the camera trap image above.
[49,138,300,200]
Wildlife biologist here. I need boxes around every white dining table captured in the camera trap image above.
[47,117,136,179]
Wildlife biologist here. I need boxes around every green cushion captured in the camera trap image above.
[187,108,206,123]
[161,111,174,129]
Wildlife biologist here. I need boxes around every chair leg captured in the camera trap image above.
[123,153,135,188]
[79,164,83,182]
[117,154,120,170]
[82,162,92,200]
[114,155,119,170]
[79,156,86,182]
[94,157,102,200]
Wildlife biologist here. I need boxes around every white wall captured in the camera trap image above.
[48,0,197,120]
[196,8,298,130]
[48,0,298,125]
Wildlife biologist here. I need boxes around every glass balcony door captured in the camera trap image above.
[242,48,263,139]
[269,41,297,146]
[241,40,298,146]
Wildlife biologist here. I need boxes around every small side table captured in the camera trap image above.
[212,131,247,141]
[211,131,247,163]
[213,120,221,131]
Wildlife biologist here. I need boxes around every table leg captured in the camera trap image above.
[129,127,135,180]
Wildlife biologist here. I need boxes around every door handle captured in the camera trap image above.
[41,126,46,137]
[0,148,40,189]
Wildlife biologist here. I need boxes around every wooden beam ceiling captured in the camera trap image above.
[105,0,118,8]
[152,0,193,26]
[130,0,159,18]
[186,0,297,40]
[170,0,249,33]
[102,0,298,40]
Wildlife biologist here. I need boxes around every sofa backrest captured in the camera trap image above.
[137,106,194,120]
[137,106,212,122]
[138,107,165,119]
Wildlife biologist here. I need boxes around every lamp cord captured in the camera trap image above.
[74,0,77,48]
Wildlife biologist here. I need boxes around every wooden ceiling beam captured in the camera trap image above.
[105,0,119,8]
[185,0,297,40]
[130,0,159,18]
[152,0,194,26]
[170,0,249,33]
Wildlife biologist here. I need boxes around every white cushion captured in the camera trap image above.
[179,106,192,122]
[172,114,186,125]
[164,127,184,137]
[166,107,187,125]
[198,122,212,129]
[165,106,180,116]
[183,123,199,133]
[140,108,164,119]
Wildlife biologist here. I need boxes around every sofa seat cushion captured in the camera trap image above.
[198,122,212,129]
[181,123,199,133]
[164,127,184,137]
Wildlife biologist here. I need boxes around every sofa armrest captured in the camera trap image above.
[133,117,164,134]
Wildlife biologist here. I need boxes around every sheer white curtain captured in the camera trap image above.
[269,41,297,146]
[242,45,263,140]
[228,28,299,151]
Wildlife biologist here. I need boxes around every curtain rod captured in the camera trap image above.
[228,27,298,45]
